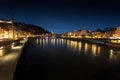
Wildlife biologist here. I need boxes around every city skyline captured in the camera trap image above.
[0,0,120,33]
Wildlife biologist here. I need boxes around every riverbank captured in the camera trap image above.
[59,37,120,48]
[0,42,25,80]
[0,39,25,57]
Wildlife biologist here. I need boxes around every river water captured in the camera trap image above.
[14,38,120,80]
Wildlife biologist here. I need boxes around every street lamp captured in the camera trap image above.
[11,19,14,40]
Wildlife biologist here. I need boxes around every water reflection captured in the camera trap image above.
[84,43,88,54]
[109,49,120,61]
[78,42,82,52]
[91,44,101,56]
[0,49,4,56]
[51,38,55,46]
[35,38,120,61]
[70,40,77,51]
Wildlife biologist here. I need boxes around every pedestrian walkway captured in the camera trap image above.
[0,44,24,80]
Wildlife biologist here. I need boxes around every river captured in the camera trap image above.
[14,38,120,80]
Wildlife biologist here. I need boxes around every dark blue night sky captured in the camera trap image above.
[0,0,120,33]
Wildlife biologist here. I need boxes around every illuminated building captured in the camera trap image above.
[113,26,120,39]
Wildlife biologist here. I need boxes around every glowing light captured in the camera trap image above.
[43,39,45,45]
[97,47,101,54]
[92,44,97,56]
[0,20,5,23]
[78,42,82,53]
[110,49,113,55]
[118,40,120,43]
[67,40,70,48]
[45,38,48,45]
[109,49,115,60]
[51,38,55,46]
[70,41,77,51]
[0,49,4,56]
[36,39,38,45]
[12,46,21,50]
[39,39,41,45]
[61,39,64,46]
[3,53,17,61]
[0,46,4,49]
[84,43,88,53]
[56,39,59,46]
[12,43,15,48]
[111,40,120,43]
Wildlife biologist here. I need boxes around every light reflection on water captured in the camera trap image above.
[109,49,120,62]
[0,49,4,56]
[35,38,120,62]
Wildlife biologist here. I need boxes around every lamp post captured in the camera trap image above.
[12,19,14,40]
[11,14,15,40]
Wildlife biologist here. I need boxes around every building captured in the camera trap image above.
[113,26,120,39]
[61,29,91,38]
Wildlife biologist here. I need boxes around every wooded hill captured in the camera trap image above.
[0,22,49,34]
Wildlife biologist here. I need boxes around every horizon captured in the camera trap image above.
[0,18,119,34]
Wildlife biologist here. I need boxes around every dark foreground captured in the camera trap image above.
[14,38,120,80]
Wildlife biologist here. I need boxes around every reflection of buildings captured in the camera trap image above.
[65,39,101,56]
[61,26,120,40]
[36,38,120,61]
[109,49,120,61]
[91,44,101,56]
